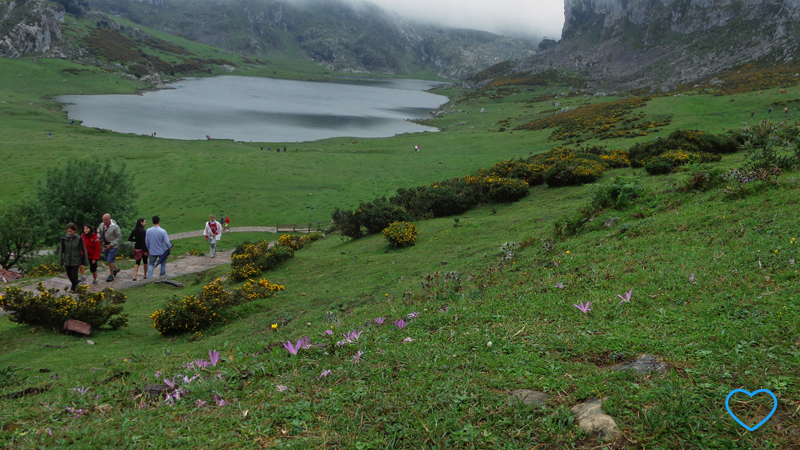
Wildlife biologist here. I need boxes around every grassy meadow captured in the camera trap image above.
[2,41,800,448]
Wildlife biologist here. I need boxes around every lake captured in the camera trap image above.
[57,76,449,142]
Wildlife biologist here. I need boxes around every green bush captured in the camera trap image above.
[629,129,738,169]
[230,241,295,281]
[0,283,128,331]
[590,176,644,210]
[332,208,363,238]
[544,157,607,187]
[354,198,409,234]
[485,177,530,201]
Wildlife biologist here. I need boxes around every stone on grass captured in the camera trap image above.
[604,217,620,228]
[64,319,91,336]
[86,340,95,345]
[571,398,620,441]
[510,389,548,406]
[609,354,667,375]
[154,280,184,288]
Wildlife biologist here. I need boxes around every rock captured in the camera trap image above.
[63,319,91,336]
[604,217,620,228]
[571,398,620,441]
[154,280,184,288]
[609,354,667,375]
[143,383,170,398]
[479,108,486,113]
[86,340,95,345]
[510,389,549,406]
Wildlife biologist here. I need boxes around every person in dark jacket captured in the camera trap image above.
[128,218,149,281]
[59,223,89,292]
[79,225,102,285]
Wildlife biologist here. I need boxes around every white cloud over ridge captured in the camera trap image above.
[362,0,565,40]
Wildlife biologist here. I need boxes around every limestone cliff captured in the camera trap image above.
[518,0,800,91]
[0,0,65,58]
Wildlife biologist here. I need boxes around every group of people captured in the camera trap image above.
[57,214,173,292]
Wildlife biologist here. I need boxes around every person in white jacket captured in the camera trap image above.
[204,214,223,258]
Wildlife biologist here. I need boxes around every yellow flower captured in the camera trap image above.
[271,323,278,330]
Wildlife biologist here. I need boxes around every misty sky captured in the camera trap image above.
[365,0,565,40]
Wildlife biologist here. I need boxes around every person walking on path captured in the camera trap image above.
[128,218,149,281]
[79,225,102,285]
[59,223,88,292]
[146,216,172,278]
[224,216,231,232]
[204,215,222,258]
[98,213,121,282]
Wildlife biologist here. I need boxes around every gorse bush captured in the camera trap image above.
[554,176,644,238]
[382,221,419,248]
[737,119,800,170]
[151,277,284,335]
[0,283,128,330]
[230,241,295,281]
[629,129,738,173]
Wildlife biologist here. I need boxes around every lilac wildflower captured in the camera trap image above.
[194,359,210,369]
[318,369,332,380]
[407,311,419,319]
[439,306,449,313]
[374,317,385,325]
[689,273,695,284]
[402,337,414,343]
[617,289,633,305]
[325,329,334,336]
[553,260,559,267]
[573,301,591,314]
[555,282,565,289]
[195,399,207,407]
[65,407,86,418]
[72,386,90,395]
[394,319,407,329]
[214,395,228,407]
[185,361,195,370]
[300,336,312,350]
[163,377,176,388]
[208,350,220,367]
[47,429,52,437]
[353,350,365,364]
[283,339,301,355]
[276,385,289,392]
[154,371,161,379]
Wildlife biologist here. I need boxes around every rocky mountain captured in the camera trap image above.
[0,0,66,58]
[80,0,538,79]
[515,0,800,92]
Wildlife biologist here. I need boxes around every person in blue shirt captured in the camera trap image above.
[145,216,172,278]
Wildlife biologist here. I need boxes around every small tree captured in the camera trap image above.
[36,157,137,245]
[0,202,42,269]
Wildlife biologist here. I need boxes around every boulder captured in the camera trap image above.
[63,319,91,336]
[609,354,667,375]
[510,389,549,406]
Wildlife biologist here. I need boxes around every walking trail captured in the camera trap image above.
[0,227,282,313]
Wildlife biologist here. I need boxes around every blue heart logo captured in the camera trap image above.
[725,389,777,431]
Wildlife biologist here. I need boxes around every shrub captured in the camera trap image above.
[332,208,363,238]
[278,234,305,250]
[354,198,409,234]
[25,263,62,278]
[230,241,295,281]
[680,164,726,192]
[544,157,607,187]
[629,129,738,170]
[737,119,800,170]
[0,283,128,330]
[383,221,419,248]
[151,278,284,335]
[484,177,530,201]
[590,176,644,210]
[644,150,721,175]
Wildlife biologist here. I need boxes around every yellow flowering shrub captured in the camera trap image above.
[0,283,128,330]
[151,278,286,335]
[25,264,62,277]
[278,234,306,250]
[230,240,295,281]
[383,221,419,248]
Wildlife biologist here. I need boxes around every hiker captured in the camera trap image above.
[79,225,102,285]
[785,108,790,114]
[146,216,172,278]
[283,146,286,152]
[204,214,222,258]
[224,215,231,232]
[59,223,88,292]
[751,110,755,117]
[98,213,121,282]
[769,106,773,113]
[128,218,149,281]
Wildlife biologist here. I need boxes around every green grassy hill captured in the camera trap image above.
[1,49,800,447]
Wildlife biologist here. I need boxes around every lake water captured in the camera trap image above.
[57,76,449,142]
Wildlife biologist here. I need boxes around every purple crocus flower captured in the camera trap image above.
[573,301,591,314]
[325,329,334,336]
[214,395,227,406]
[209,350,220,367]
[194,359,210,369]
[689,273,695,284]
[283,339,301,355]
[617,289,633,305]
[555,282,565,289]
[374,317,385,325]
[72,386,90,395]
[300,336,312,350]
[407,311,419,319]
[402,337,414,343]
[163,377,176,388]
[439,306,449,313]
[154,371,161,379]
[394,319,407,329]
[553,260,559,267]
[65,407,86,418]
[353,350,364,363]
[318,369,332,380]
[276,385,289,392]
[47,429,52,437]
[195,399,207,407]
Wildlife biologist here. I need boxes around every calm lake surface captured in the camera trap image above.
[57,76,449,142]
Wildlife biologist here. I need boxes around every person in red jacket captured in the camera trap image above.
[79,224,103,285]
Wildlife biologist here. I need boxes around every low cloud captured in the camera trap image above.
[361,0,565,40]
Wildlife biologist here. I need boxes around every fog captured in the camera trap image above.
[361,0,565,40]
